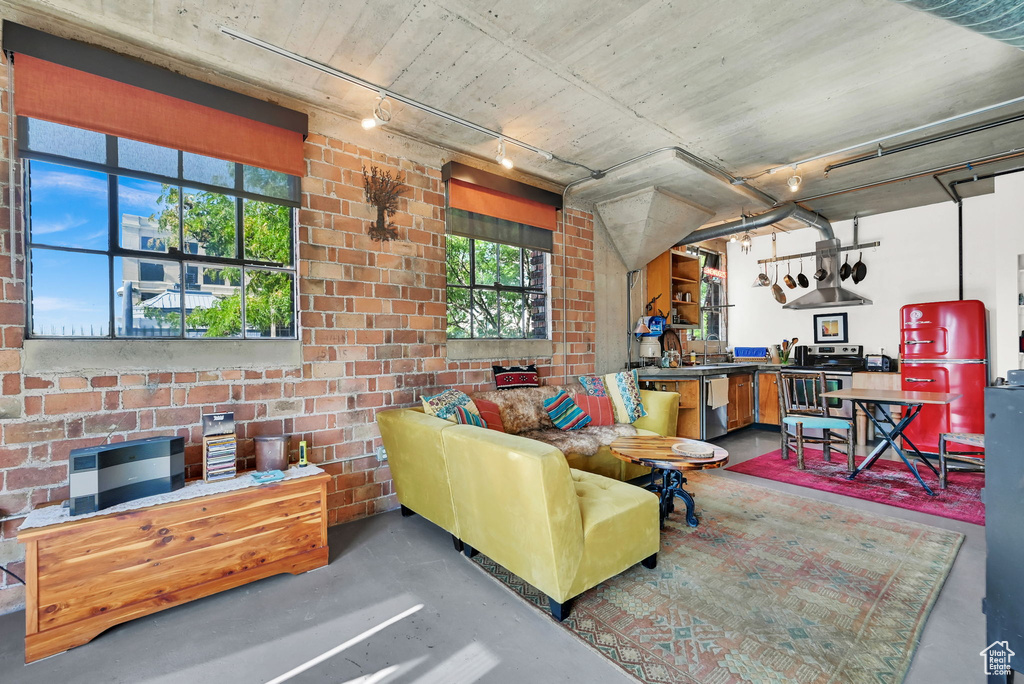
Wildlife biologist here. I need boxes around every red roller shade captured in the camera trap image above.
[14,54,305,177]
[448,178,557,231]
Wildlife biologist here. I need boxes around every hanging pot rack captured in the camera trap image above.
[756,241,879,265]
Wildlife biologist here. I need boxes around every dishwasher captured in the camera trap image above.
[701,374,729,440]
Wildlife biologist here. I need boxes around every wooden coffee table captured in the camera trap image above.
[610,436,728,528]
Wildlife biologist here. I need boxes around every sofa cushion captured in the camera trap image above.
[472,385,564,434]
[602,369,648,424]
[543,390,592,431]
[520,423,638,457]
[575,394,614,426]
[454,405,485,427]
[577,375,608,397]
[492,364,540,390]
[473,398,505,432]
[422,389,479,422]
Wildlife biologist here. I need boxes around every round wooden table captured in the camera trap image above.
[610,436,729,528]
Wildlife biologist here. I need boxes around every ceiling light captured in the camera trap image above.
[739,232,753,254]
[496,138,513,170]
[787,174,802,192]
[362,94,392,130]
[730,235,737,243]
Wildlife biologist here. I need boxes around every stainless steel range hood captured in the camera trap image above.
[784,238,872,309]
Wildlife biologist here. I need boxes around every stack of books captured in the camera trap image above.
[203,435,237,481]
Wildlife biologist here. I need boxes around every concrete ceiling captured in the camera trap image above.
[5,0,1024,237]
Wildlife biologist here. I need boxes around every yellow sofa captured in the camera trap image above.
[376,388,679,620]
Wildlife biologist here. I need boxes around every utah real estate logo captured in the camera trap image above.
[980,641,1015,676]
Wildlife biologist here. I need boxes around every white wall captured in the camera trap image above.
[727,172,1024,378]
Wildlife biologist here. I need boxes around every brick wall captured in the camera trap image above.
[0,56,598,611]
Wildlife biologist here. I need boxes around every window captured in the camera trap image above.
[22,117,299,340]
[693,249,728,343]
[445,234,548,339]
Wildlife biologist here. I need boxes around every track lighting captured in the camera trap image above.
[361,94,392,130]
[496,138,513,170]
[787,174,801,193]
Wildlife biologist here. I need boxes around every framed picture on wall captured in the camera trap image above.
[813,312,849,344]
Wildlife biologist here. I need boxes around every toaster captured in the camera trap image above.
[864,354,893,372]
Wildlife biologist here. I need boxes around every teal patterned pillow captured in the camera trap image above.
[421,389,479,422]
[577,375,608,397]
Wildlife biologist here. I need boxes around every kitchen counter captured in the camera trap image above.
[638,362,782,379]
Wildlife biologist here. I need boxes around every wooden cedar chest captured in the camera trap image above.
[18,469,330,663]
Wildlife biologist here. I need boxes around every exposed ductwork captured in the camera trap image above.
[895,0,1024,49]
[676,203,834,245]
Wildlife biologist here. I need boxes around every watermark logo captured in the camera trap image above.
[980,641,1015,676]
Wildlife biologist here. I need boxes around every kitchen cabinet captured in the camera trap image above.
[757,371,780,425]
[646,249,701,329]
[727,373,754,430]
[640,378,701,439]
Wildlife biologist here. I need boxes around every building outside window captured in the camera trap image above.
[22,117,300,340]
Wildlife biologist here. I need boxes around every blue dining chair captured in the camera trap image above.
[778,372,855,471]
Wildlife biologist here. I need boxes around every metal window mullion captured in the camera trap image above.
[240,265,247,339]
[23,159,32,338]
[18,149,300,209]
[107,170,118,338]
[468,238,475,338]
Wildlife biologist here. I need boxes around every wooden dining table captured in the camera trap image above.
[822,388,961,496]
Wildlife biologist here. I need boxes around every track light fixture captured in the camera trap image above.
[361,94,392,130]
[496,138,513,170]
[787,173,801,193]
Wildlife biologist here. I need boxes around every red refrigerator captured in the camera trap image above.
[900,299,987,455]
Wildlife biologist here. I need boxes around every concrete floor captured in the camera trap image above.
[0,428,985,684]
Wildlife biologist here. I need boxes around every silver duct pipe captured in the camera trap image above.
[896,0,1024,49]
[676,203,834,246]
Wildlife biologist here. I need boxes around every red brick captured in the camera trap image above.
[4,419,64,444]
[45,391,102,415]
[155,407,201,427]
[187,385,231,405]
[6,464,67,490]
[122,388,171,409]
[24,377,53,390]
[83,412,138,435]
[90,376,118,388]
[2,373,18,395]
[244,383,282,401]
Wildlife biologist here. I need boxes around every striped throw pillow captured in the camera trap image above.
[473,398,505,432]
[454,405,485,428]
[575,394,614,426]
[543,390,592,431]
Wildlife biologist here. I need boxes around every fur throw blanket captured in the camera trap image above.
[519,424,638,457]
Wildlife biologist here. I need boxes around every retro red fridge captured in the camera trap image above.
[900,299,987,455]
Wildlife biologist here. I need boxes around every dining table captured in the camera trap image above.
[821,387,961,496]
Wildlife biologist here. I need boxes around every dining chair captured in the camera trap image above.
[938,432,985,489]
[778,372,855,471]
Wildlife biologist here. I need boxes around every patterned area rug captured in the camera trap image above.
[471,476,963,684]
[727,448,984,526]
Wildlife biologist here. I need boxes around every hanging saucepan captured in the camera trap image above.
[813,259,828,281]
[797,259,809,288]
[783,262,797,289]
[852,251,867,284]
[771,265,787,304]
[839,253,852,281]
[757,262,770,287]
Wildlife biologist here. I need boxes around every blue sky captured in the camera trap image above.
[29,160,169,335]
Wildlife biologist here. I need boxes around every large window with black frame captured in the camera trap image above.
[444,205,549,340]
[20,117,299,339]
[694,248,727,343]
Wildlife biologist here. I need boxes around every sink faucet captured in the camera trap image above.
[702,334,721,366]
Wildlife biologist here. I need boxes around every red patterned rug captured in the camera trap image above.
[726,448,984,526]
[471,477,963,684]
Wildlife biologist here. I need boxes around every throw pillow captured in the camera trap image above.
[421,389,479,422]
[473,398,506,432]
[574,394,614,426]
[577,375,608,397]
[492,364,540,390]
[601,369,648,424]
[543,390,592,431]
[453,405,485,428]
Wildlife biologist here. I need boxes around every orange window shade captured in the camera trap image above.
[448,178,557,231]
[14,55,305,177]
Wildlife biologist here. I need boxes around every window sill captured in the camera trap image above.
[445,338,553,362]
[23,338,301,374]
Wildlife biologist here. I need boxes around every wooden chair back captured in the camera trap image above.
[779,372,831,418]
